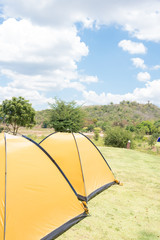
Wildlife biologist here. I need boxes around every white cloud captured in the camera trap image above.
[1,0,160,109]
[0,85,53,109]
[2,0,160,42]
[131,58,147,69]
[0,18,88,67]
[152,65,160,70]
[1,69,86,92]
[82,79,160,106]
[118,40,147,54]
[0,18,95,94]
[79,75,98,83]
[137,72,151,82]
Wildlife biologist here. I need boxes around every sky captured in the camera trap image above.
[0,0,160,110]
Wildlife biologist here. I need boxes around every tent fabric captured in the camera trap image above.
[40,132,117,202]
[0,133,87,240]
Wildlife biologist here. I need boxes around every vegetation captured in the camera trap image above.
[83,101,160,130]
[104,127,133,148]
[49,98,85,132]
[0,97,36,135]
[1,99,160,154]
[57,147,160,240]
[36,101,160,131]
[35,109,52,127]
[93,127,101,141]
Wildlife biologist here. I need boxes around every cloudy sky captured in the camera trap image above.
[0,0,160,109]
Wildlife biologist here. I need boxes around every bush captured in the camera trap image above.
[87,124,94,132]
[94,131,99,141]
[148,135,156,147]
[104,127,133,148]
[42,120,50,128]
[81,127,88,132]
[93,127,101,141]
[148,133,160,147]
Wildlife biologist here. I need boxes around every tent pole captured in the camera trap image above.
[4,133,7,240]
[72,133,87,201]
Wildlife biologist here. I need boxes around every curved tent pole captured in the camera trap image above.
[39,132,57,144]
[22,134,77,197]
[72,132,87,202]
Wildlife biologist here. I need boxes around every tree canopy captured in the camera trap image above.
[49,98,85,132]
[0,96,36,135]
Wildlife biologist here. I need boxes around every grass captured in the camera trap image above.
[57,147,160,240]
[91,135,160,156]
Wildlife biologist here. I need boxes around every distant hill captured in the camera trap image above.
[83,101,160,127]
[35,101,160,127]
[35,109,52,125]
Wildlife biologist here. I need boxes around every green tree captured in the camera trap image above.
[1,97,36,135]
[154,120,160,133]
[49,98,85,132]
[136,121,155,135]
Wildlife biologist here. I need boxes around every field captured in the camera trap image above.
[57,147,160,240]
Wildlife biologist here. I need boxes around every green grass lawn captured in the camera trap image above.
[57,147,160,240]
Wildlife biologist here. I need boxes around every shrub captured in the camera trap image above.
[148,135,156,147]
[87,124,94,132]
[93,127,101,141]
[104,127,133,148]
[81,127,88,132]
[94,131,99,141]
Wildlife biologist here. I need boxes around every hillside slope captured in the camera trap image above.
[36,101,160,126]
[83,101,160,126]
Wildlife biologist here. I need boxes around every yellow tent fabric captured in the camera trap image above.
[40,132,117,202]
[0,133,87,240]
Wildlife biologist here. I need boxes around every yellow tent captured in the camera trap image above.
[0,133,87,240]
[40,132,119,202]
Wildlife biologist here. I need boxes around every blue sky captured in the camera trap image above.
[0,0,160,109]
